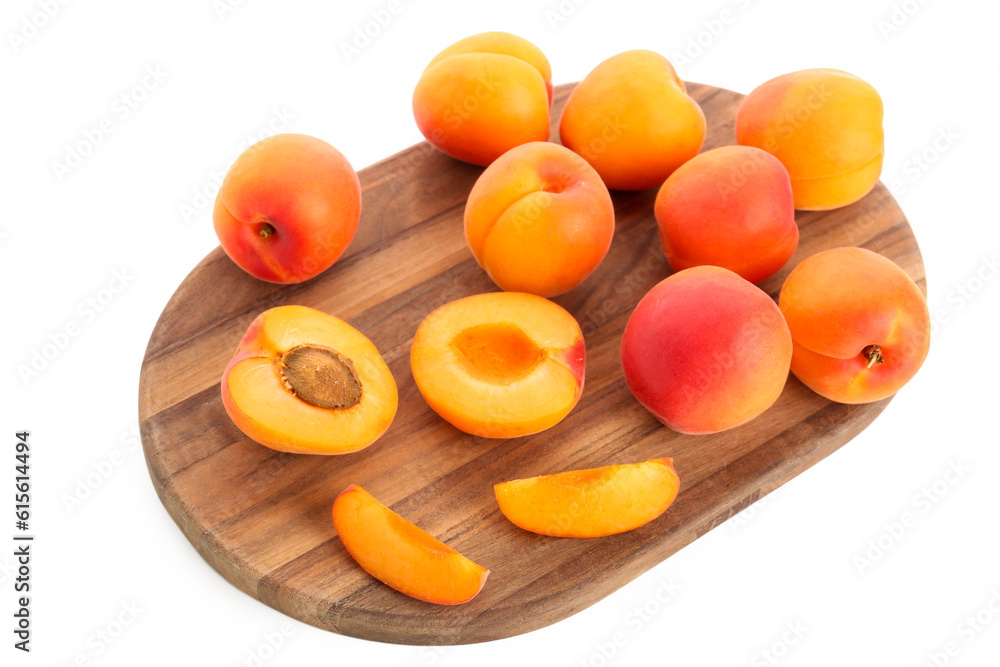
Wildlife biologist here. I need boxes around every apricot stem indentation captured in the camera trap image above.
[863,344,884,369]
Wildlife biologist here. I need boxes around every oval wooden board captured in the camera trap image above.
[139,82,925,645]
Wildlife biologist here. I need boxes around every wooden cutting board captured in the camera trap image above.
[139,82,925,645]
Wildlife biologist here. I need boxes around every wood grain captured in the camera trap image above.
[139,82,925,645]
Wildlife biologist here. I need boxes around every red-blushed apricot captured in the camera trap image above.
[654,145,798,284]
[736,69,884,210]
[621,266,792,434]
[778,247,930,403]
[221,305,397,454]
[410,292,585,438]
[465,141,615,297]
[495,458,680,538]
[559,50,706,190]
[213,134,361,284]
[332,485,489,604]
[412,32,552,166]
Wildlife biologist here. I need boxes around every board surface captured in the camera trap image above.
[139,83,925,645]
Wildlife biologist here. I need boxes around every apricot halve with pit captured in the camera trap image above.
[221,305,397,454]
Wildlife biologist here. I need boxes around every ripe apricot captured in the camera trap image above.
[410,292,585,438]
[495,458,680,538]
[559,50,706,190]
[412,32,552,166]
[333,485,489,604]
[736,69,884,210]
[654,145,798,284]
[221,305,397,454]
[213,133,361,283]
[778,247,930,403]
[465,141,615,297]
[621,266,792,434]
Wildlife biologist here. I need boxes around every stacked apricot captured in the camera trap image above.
[205,31,930,608]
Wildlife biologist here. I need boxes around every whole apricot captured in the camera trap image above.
[778,247,930,403]
[213,133,361,284]
[465,141,615,297]
[559,50,706,190]
[654,145,798,284]
[621,266,792,434]
[736,69,884,210]
[412,32,552,166]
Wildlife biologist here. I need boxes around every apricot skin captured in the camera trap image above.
[410,292,584,438]
[412,32,552,166]
[465,141,615,297]
[221,305,397,454]
[495,458,680,538]
[332,485,489,604]
[559,50,706,191]
[621,266,792,434]
[736,69,884,210]
[213,133,361,283]
[778,247,930,404]
[655,145,798,284]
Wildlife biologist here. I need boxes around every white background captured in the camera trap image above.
[3,0,998,665]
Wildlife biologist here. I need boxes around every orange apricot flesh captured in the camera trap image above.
[332,484,489,604]
[410,292,585,438]
[495,459,680,537]
[221,305,397,454]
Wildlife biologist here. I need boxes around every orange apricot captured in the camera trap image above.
[221,305,397,454]
[559,50,706,190]
[412,32,552,166]
[465,141,615,297]
[213,133,361,283]
[778,247,930,403]
[654,145,798,284]
[410,292,585,438]
[736,69,884,210]
[332,485,489,604]
[495,458,680,538]
[621,266,792,434]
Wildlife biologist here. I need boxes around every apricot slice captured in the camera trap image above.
[778,247,930,403]
[495,459,680,538]
[332,484,489,604]
[410,292,585,438]
[221,305,397,454]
